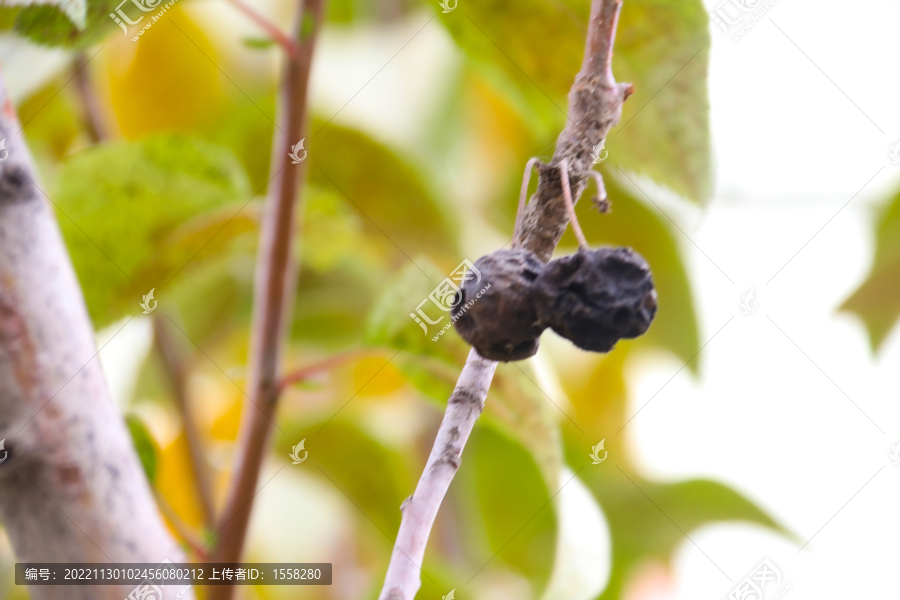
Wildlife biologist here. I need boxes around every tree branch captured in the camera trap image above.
[226,0,301,59]
[72,52,109,144]
[153,316,216,530]
[277,349,364,391]
[0,76,192,599]
[206,0,324,594]
[378,1,631,598]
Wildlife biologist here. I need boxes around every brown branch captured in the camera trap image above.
[518,0,632,262]
[226,0,301,59]
[153,316,216,530]
[206,0,324,595]
[378,1,632,598]
[72,52,109,143]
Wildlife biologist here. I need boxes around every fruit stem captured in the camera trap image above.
[559,158,590,249]
[513,157,540,248]
[588,170,611,213]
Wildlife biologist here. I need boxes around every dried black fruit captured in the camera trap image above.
[534,247,657,352]
[452,249,546,362]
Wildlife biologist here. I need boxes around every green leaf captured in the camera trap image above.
[580,467,786,600]
[559,168,700,366]
[125,414,158,484]
[8,0,86,30]
[282,420,413,534]
[365,258,462,359]
[441,0,711,202]
[464,424,556,587]
[841,185,900,350]
[54,135,251,326]
[558,351,788,600]
[603,476,784,558]
[606,0,711,203]
[310,120,458,258]
[15,0,120,48]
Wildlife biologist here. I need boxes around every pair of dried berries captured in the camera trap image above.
[452,247,657,361]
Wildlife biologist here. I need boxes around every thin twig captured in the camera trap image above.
[208,0,324,594]
[378,1,631,598]
[559,158,589,248]
[587,170,611,213]
[72,52,108,143]
[225,0,301,59]
[278,349,365,391]
[153,316,216,529]
[153,489,208,560]
[512,157,540,249]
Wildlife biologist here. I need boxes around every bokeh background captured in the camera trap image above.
[1,0,899,598]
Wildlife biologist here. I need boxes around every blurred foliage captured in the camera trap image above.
[53,134,251,325]
[557,346,787,600]
[125,413,159,484]
[467,425,556,589]
[842,184,900,351]
[310,121,458,258]
[10,0,118,48]
[108,10,222,137]
[2,2,791,599]
[440,0,711,203]
[15,75,82,163]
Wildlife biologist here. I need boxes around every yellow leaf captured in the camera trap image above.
[211,397,242,441]
[352,356,405,397]
[156,432,204,528]
[107,8,220,138]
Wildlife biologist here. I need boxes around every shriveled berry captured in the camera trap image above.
[452,249,546,362]
[534,247,657,352]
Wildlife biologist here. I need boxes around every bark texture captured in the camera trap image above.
[0,76,192,599]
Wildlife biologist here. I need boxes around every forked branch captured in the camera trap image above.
[378,1,632,598]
